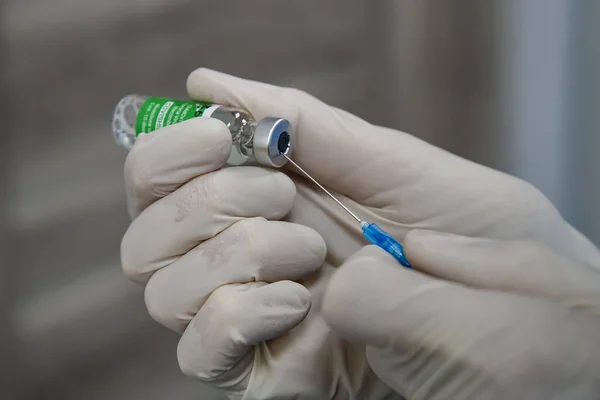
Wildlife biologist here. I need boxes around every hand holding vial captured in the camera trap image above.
[118,68,600,399]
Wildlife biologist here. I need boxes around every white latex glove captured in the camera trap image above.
[323,237,600,399]
[120,68,600,399]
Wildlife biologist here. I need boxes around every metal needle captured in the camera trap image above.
[281,153,362,223]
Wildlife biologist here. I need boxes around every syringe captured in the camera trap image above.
[281,154,412,269]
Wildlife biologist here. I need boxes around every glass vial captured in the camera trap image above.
[112,95,293,167]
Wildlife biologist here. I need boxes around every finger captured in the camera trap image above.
[323,245,560,349]
[121,167,296,284]
[405,230,600,313]
[186,68,462,203]
[124,117,232,219]
[322,246,600,398]
[144,218,326,332]
[323,245,458,348]
[177,281,311,390]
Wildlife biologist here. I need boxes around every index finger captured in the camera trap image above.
[186,68,439,202]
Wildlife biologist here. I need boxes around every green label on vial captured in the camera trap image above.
[135,97,213,135]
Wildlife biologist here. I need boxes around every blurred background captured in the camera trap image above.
[1,0,599,398]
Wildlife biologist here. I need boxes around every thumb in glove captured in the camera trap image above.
[322,231,600,399]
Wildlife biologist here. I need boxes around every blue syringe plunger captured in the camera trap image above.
[361,222,412,268]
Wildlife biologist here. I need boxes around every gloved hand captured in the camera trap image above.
[323,238,600,399]
[120,68,600,399]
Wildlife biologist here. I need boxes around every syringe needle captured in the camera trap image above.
[281,152,411,268]
[281,153,361,223]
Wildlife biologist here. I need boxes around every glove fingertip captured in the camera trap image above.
[268,280,312,309]
[322,246,392,342]
[187,67,221,97]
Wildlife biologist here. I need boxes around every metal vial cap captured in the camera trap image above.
[253,117,293,168]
